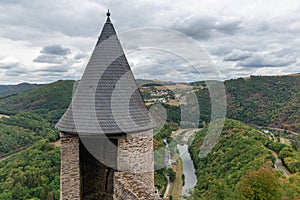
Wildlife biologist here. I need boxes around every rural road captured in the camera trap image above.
[163,176,171,199]
[260,126,299,136]
[163,138,171,198]
[0,147,27,162]
[274,160,289,176]
[269,150,290,176]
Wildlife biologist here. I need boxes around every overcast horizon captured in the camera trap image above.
[1,0,300,84]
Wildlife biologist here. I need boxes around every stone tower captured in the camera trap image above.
[56,11,161,200]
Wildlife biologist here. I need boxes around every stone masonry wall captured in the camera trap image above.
[113,172,162,200]
[60,136,81,200]
[118,130,155,187]
[60,131,158,199]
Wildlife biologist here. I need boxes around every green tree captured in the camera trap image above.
[237,168,281,200]
[11,182,26,200]
[167,168,176,182]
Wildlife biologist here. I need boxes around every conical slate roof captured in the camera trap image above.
[56,12,155,136]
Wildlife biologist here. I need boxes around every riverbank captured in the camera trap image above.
[168,158,183,199]
[178,144,197,198]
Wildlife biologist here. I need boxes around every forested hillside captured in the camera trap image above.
[0,140,60,200]
[0,83,42,98]
[0,112,59,157]
[0,76,299,132]
[191,75,300,132]
[188,119,300,199]
[225,76,300,132]
[0,81,73,199]
[0,80,74,123]
[0,80,73,159]
[0,75,299,199]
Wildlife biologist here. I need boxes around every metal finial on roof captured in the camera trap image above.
[106,9,110,17]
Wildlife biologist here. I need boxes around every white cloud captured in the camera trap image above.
[0,0,299,84]
[0,56,20,69]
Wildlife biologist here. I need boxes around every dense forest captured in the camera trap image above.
[192,75,300,132]
[0,75,299,199]
[225,76,300,132]
[0,80,73,199]
[0,140,60,200]
[188,119,300,199]
[0,112,59,157]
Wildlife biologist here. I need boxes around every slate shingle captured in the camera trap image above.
[55,15,155,136]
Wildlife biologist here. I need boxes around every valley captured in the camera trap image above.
[0,75,299,199]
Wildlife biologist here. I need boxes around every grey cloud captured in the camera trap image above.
[1,0,300,83]
[272,48,295,57]
[238,52,296,68]
[134,64,170,76]
[38,72,67,77]
[172,15,242,40]
[4,63,69,77]
[33,44,73,64]
[0,56,21,69]
[124,35,222,81]
[0,62,19,69]
[74,53,87,60]
[0,0,105,40]
[214,16,242,34]
[173,17,215,39]
[0,0,19,4]
[223,49,253,61]
[33,54,67,64]
[41,45,71,55]
[131,56,213,82]
[5,66,27,76]
[35,65,69,73]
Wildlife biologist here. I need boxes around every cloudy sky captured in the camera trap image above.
[0,0,299,84]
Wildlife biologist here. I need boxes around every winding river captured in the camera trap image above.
[177,144,197,198]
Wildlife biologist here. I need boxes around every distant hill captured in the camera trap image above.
[191,75,300,132]
[0,83,42,98]
[0,75,298,132]
[225,76,300,132]
[0,85,10,93]
[136,79,176,87]
[0,80,74,123]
